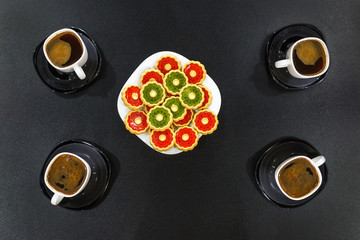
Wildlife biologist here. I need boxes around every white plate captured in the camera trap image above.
[117,51,222,155]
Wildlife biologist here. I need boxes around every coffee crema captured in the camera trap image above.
[46,154,87,195]
[45,32,83,68]
[293,40,326,76]
[278,157,319,198]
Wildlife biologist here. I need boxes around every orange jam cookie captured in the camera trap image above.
[125,111,148,134]
[199,86,212,109]
[156,56,181,75]
[150,129,175,151]
[173,109,193,127]
[193,110,218,135]
[182,61,206,84]
[140,69,164,85]
[121,85,143,110]
[175,127,199,151]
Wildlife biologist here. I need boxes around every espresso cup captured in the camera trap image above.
[44,152,91,205]
[274,37,329,79]
[43,28,88,80]
[275,155,325,201]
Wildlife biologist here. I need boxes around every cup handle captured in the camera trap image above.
[311,155,326,167]
[51,193,64,205]
[74,65,86,80]
[275,59,291,68]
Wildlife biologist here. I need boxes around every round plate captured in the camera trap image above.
[117,51,222,155]
[33,27,102,94]
[266,24,327,90]
[40,140,111,210]
[255,138,328,208]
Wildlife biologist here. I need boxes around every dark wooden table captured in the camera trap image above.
[1,0,359,239]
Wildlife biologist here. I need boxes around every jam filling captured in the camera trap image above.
[127,111,148,131]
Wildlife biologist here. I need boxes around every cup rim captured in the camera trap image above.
[275,155,323,201]
[288,37,330,78]
[43,28,86,71]
[44,152,91,198]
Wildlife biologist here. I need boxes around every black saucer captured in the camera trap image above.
[255,138,328,208]
[40,140,111,210]
[266,24,327,90]
[33,27,102,94]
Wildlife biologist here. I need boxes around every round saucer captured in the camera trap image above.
[40,140,111,210]
[33,27,102,94]
[266,24,327,90]
[255,138,328,208]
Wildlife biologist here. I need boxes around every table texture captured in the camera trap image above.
[0,0,360,239]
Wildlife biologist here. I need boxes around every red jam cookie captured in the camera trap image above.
[182,61,206,84]
[140,69,164,85]
[199,86,212,109]
[150,129,175,151]
[156,56,181,75]
[173,109,193,127]
[121,85,143,110]
[174,127,199,151]
[125,111,148,134]
[193,110,218,135]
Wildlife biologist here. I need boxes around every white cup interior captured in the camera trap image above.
[44,152,91,204]
[275,155,324,201]
[43,28,86,70]
[290,37,330,77]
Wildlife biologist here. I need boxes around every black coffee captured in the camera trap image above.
[47,154,87,195]
[46,32,83,67]
[293,40,326,76]
[278,157,319,198]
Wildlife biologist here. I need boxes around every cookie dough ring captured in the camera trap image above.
[125,111,148,134]
[147,106,173,131]
[140,69,164,86]
[150,129,175,151]
[140,82,166,107]
[163,96,187,121]
[121,85,143,110]
[173,109,193,127]
[182,61,206,85]
[144,105,154,114]
[163,70,188,95]
[193,110,218,135]
[179,84,204,109]
[199,85,212,109]
[155,55,181,75]
[174,127,199,151]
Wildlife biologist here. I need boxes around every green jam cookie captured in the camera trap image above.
[140,82,166,107]
[179,84,204,109]
[163,70,188,95]
[163,97,187,121]
[147,106,173,130]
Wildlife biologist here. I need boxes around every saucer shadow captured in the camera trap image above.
[83,141,120,210]
[251,34,287,96]
[246,136,300,195]
[55,48,116,99]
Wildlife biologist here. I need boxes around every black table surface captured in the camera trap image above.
[1,0,360,239]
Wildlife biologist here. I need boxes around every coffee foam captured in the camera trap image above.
[295,41,322,65]
[47,39,71,67]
